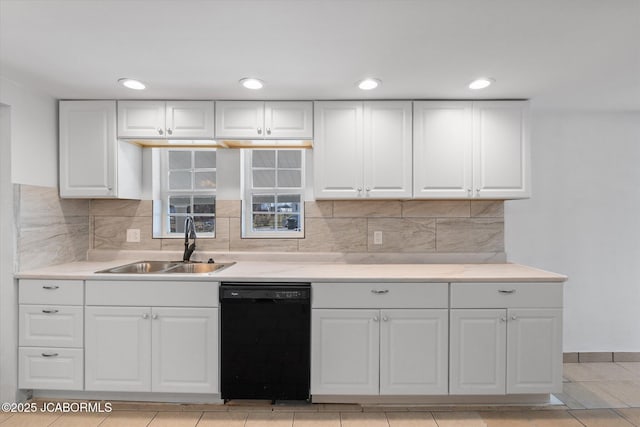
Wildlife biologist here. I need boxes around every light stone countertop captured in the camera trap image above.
[16,259,567,283]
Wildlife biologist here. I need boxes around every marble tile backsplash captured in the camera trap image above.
[88,199,504,254]
[15,185,90,270]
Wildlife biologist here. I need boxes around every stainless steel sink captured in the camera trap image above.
[96,261,235,274]
[165,263,230,274]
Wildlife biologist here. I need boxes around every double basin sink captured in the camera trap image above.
[96,260,235,274]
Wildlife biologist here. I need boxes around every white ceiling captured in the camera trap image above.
[1,0,639,110]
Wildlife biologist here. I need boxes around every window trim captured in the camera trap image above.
[154,148,217,239]
[241,149,305,239]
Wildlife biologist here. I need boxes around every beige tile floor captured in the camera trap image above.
[1,363,639,426]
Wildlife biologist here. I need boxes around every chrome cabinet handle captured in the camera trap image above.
[511,315,517,320]
[382,316,389,322]
[42,285,59,290]
[467,188,472,197]
[500,317,507,322]
[266,128,271,135]
[42,309,59,314]
[498,289,516,294]
[42,352,59,357]
[366,187,371,192]
[476,188,480,195]
[357,187,362,192]
[371,289,389,294]
[142,313,149,319]
[167,128,173,135]
[157,128,164,135]
[152,314,158,320]
[373,316,379,322]
[257,127,262,135]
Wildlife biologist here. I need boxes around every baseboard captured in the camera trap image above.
[563,352,640,363]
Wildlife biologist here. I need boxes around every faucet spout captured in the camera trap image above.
[183,216,197,262]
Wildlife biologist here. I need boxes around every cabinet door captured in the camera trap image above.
[380,309,448,395]
[264,101,313,139]
[151,307,218,393]
[413,101,473,198]
[450,309,506,395]
[59,100,116,198]
[507,308,562,394]
[117,101,166,138]
[363,101,412,199]
[311,309,379,395]
[85,306,151,391]
[215,101,264,138]
[313,101,364,199]
[472,101,530,199]
[166,101,215,138]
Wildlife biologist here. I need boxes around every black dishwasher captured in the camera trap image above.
[220,282,311,401]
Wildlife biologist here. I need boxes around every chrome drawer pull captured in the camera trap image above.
[42,309,59,314]
[371,289,389,294]
[41,352,59,357]
[42,285,59,290]
[498,289,516,294]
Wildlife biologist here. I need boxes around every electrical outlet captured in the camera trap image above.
[126,228,141,243]
[373,231,383,245]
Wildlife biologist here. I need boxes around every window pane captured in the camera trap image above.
[278,150,301,168]
[252,214,275,231]
[169,151,191,170]
[277,170,301,188]
[277,194,301,214]
[169,171,191,190]
[194,196,215,214]
[253,170,276,188]
[278,213,299,231]
[252,195,275,213]
[195,171,216,189]
[169,196,191,214]
[252,150,276,168]
[194,216,215,233]
[194,150,216,168]
[169,215,186,233]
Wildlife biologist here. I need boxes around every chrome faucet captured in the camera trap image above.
[183,216,197,262]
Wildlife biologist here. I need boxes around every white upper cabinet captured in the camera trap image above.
[215,101,312,139]
[59,100,141,199]
[117,100,214,139]
[473,101,530,199]
[314,101,412,199]
[413,100,530,199]
[413,101,473,198]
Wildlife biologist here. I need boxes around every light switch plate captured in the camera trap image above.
[126,228,141,243]
[373,231,383,245]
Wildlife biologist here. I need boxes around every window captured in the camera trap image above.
[242,149,305,238]
[154,149,216,237]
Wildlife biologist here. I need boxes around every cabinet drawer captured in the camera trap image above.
[19,280,83,305]
[19,305,83,348]
[19,347,83,390]
[451,283,562,308]
[85,280,218,307]
[312,282,448,309]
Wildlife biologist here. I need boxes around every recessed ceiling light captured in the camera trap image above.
[239,78,264,90]
[468,78,494,90]
[118,78,146,90]
[357,78,381,90]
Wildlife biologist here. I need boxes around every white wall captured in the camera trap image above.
[506,111,640,352]
[0,76,57,187]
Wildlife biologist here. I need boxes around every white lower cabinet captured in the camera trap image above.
[450,308,562,395]
[85,306,218,393]
[18,279,84,390]
[311,308,448,395]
